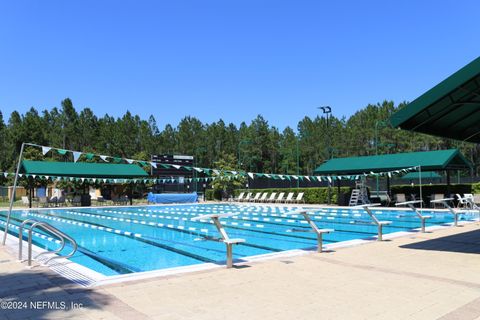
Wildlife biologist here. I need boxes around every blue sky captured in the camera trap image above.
[1,0,479,129]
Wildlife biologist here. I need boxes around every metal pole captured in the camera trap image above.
[194,155,197,193]
[2,142,25,245]
[419,166,423,209]
[296,139,299,188]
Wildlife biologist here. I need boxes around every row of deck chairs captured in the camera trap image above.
[234,192,304,204]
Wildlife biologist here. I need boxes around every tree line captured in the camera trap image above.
[0,98,478,177]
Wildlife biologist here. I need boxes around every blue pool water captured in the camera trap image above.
[0,204,476,276]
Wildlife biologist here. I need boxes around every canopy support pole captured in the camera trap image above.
[419,166,423,209]
[446,170,451,195]
[337,180,341,205]
[386,176,391,197]
[2,142,25,245]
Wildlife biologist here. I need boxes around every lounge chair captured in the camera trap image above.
[250,193,262,202]
[283,192,294,203]
[275,192,285,203]
[96,196,106,206]
[456,193,468,208]
[56,196,66,207]
[21,196,29,206]
[234,192,245,202]
[430,193,445,208]
[463,193,475,209]
[471,194,480,209]
[72,195,82,206]
[256,192,268,202]
[241,192,252,202]
[47,196,58,207]
[38,197,48,208]
[393,193,406,204]
[264,192,277,203]
[292,192,304,204]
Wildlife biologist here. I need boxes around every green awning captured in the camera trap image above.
[21,160,148,178]
[390,56,480,142]
[313,149,471,175]
[401,171,442,180]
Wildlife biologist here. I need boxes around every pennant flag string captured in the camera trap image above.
[22,143,420,183]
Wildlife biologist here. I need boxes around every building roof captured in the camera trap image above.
[389,56,480,142]
[313,149,471,175]
[21,160,148,178]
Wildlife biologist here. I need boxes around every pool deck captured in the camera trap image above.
[1,220,480,319]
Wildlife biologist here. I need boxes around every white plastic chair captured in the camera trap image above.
[275,192,285,203]
[234,192,245,202]
[294,192,304,204]
[251,193,261,202]
[264,193,276,203]
[241,193,252,202]
[256,192,268,202]
[284,192,294,203]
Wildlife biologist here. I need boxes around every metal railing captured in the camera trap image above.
[18,219,78,267]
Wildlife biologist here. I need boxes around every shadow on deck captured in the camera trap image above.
[0,267,113,320]
[400,229,480,254]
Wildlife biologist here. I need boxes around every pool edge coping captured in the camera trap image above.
[0,204,478,288]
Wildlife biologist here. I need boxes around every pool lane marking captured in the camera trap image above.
[66,210,310,248]
[31,210,286,253]
[23,212,217,263]
[119,207,418,236]
[70,209,266,230]
[80,208,384,237]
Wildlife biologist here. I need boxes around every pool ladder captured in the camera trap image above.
[18,219,78,267]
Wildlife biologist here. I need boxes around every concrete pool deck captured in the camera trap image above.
[1,221,480,319]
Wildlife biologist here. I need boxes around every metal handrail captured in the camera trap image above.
[18,219,77,266]
[18,219,41,261]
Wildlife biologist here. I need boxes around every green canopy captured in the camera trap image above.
[21,160,148,178]
[314,149,471,175]
[401,171,442,180]
[389,56,480,142]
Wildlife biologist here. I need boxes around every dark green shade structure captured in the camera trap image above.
[400,171,442,180]
[21,160,149,178]
[389,56,480,142]
[313,149,471,175]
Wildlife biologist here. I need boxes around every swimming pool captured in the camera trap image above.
[0,204,476,276]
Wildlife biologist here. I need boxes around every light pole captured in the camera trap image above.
[318,106,332,203]
[318,106,332,159]
[237,139,251,170]
[296,138,300,188]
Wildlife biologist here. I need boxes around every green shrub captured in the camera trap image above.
[205,189,222,200]
[472,183,480,194]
